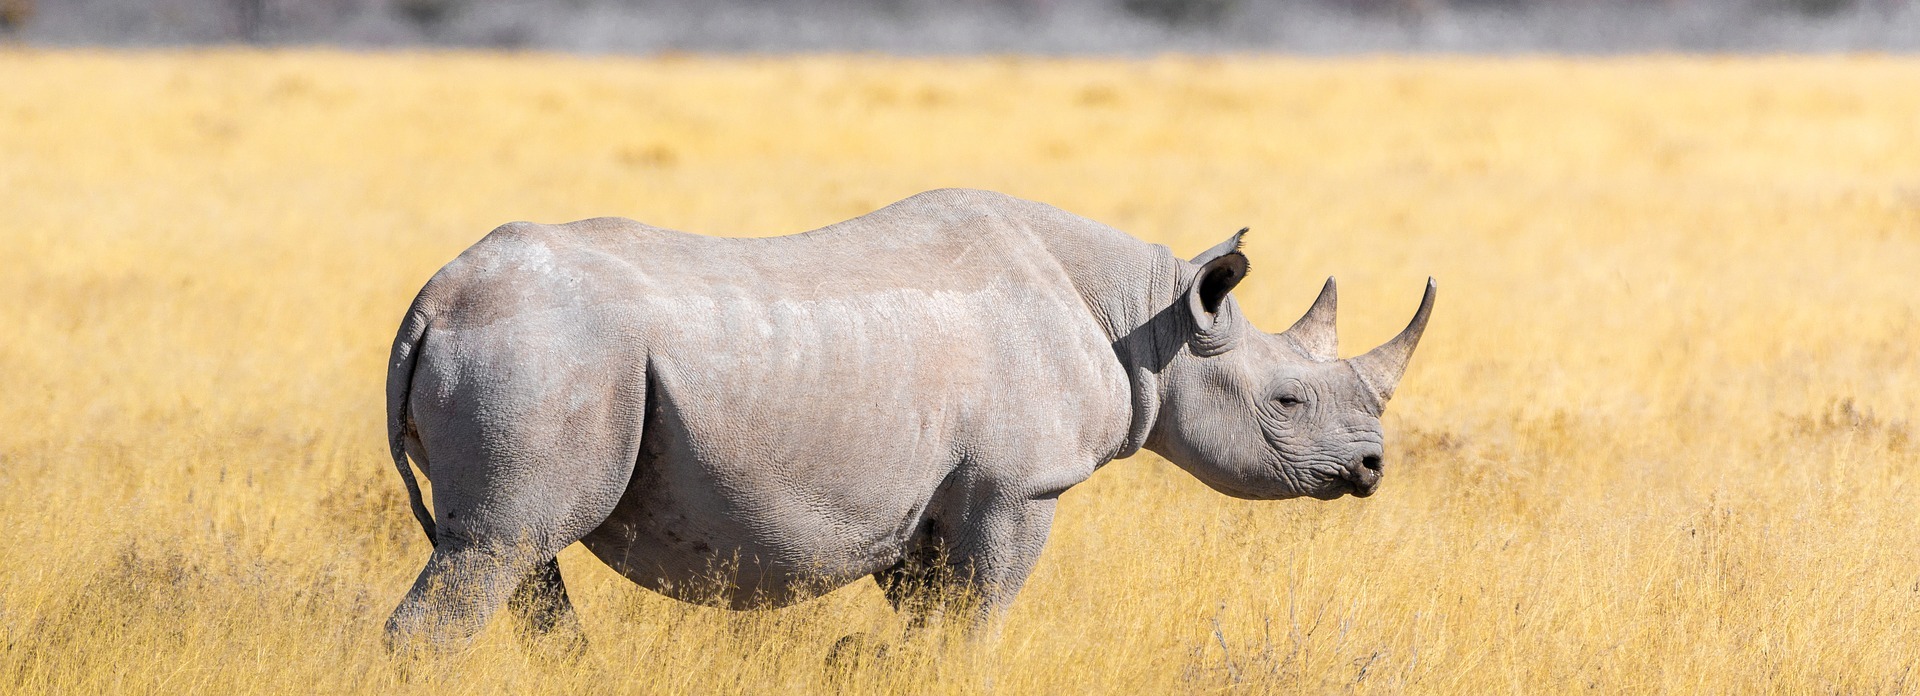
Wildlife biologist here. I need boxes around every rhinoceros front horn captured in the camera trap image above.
[1348,278,1436,405]
[1277,277,1338,361]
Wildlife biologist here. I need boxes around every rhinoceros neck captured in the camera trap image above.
[1033,222,1186,461]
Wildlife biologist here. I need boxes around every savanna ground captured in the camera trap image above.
[3,51,1919,693]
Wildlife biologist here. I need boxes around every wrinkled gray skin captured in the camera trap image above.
[383,188,1434,650]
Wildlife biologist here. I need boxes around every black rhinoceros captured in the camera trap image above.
[383,189,1434,648]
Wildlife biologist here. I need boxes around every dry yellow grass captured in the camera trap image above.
[4,50,1920,693]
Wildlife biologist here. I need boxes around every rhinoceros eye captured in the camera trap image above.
[1276,395,1304,408]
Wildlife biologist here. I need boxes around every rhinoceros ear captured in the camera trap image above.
[1185,228,1249,356]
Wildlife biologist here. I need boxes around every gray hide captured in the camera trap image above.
[383,188,1435,649]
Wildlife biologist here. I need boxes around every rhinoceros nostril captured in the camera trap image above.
[1361,455,1383,474]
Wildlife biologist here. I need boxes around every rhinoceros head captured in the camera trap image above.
[1148,230,1435,501]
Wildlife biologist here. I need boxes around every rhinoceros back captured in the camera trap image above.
[397,189,1133,605]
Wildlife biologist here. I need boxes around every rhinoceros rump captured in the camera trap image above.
[383,189,1434,649]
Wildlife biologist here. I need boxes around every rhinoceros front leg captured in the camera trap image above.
[877,494,1058,628]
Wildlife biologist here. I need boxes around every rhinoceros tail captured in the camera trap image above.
[386,305,438,547]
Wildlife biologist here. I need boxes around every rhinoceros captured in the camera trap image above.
[383,188,1434,649]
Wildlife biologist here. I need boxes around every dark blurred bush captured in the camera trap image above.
[1121,0,1236,26]
[1777,0,1854,15]
[394,0,462,32]
[0,0,34,33]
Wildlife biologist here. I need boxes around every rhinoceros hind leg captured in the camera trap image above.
[385,543,540,652]
[873,551,951,628]
[508,557,587,660]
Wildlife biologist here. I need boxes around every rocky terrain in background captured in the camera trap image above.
[3,0,1918,52]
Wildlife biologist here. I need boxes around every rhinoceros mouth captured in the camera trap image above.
[1305,475,1375,500]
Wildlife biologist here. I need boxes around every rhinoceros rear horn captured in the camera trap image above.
[1348,278,1436,405]
[1277,277,1338,361]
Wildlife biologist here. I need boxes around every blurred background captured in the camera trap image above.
[2,0,1917,53]
[8,0,1920,689]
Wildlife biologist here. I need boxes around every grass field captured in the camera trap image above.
[4,51,1920,693]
